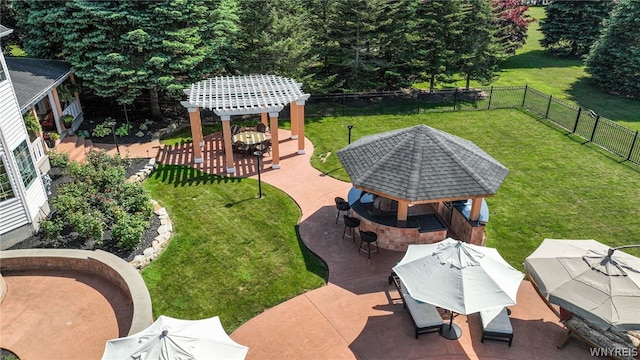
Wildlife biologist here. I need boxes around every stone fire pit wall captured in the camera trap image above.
[0,249,153,335]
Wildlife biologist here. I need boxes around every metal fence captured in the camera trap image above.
[306,86,640,166]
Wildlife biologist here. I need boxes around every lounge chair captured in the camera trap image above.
[390,272,444,338]
[480,307,513,346]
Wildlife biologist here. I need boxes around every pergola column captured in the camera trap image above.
[296,100,306,155]
[290,101,299,140]
[260,113,268,128]
[221,116,235,173]
[187,106,204,164]
[269,112,281,169]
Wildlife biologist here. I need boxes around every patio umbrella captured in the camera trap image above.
[524,239,640,331]
[392,238,524,339]
[102,315,248,360]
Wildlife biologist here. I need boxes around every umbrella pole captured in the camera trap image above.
[440,311,462,340]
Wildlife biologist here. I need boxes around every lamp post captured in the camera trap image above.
[347,124,354,144]
[109,121,120,155]
[253,150,263,198]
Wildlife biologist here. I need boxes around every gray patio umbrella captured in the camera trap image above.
[524,239,640,331]
[393,238,524,339]
[102,315,248,360]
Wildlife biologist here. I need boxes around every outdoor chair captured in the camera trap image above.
[402,292,444,338]
[480,307,513,346]
[358,230,379,259]
[256,122,267,133]
[343,215,360,243]
[335,197,350,224]
[231,124,240,135]
[256,139,271,155]
[234,141,250,156]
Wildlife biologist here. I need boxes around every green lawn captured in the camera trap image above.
[415,6,640,129]
[141,166,326,332]
[305,109,640,269]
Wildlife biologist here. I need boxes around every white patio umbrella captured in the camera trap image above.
[392,238,524,339]
[524,239,640,331]
[102,315,248,360]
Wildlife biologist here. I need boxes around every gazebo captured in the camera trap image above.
[337,125,509,248]
[181,75,310,173]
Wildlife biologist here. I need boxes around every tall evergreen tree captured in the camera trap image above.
[408,0,466,92]
[19,0,240,117]
[457,0,503,89]
[12,0,69,58]
[307,0,342,92]
[490,0,533,55]
[539,0,615,57]
[585,0,640,99]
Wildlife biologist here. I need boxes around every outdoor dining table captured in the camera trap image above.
[233,131,265,145]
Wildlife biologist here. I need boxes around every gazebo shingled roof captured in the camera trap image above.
[336,125,509,202]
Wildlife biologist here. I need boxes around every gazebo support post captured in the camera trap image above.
[221,116,235,173]
[469,197,482,223]
[397,200,409,227]
[290,101,299,140]
[187,106,204,164]
[269,112,281,169]
[296,100,306,155]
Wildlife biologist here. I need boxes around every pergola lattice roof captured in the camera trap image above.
[183,75,310,117]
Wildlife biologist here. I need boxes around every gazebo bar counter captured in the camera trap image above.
[350,197,487,251]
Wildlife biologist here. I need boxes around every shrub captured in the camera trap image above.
[39,218,63,242]
[23,113,42,135]
[112,213,149,250]
[67,210,104,244]
[48,150,69,168]
[116,123,133,137]
[92,120,113,138]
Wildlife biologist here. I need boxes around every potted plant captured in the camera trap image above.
[62,114,74,127]
[44,132,60,148]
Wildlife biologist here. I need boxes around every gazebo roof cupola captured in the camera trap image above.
[184,74,310,117]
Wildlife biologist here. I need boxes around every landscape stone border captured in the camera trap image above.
[125,157,174,270]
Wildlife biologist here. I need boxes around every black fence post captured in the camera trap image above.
[545,95,553,119]
[573,108,581,133]
[453,88,458,111]
[590,115,600,142]
[627,131,638,161]
[521,85,528,107]
[487,86,494,110]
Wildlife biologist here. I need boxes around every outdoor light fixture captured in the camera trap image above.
[254,150,263,198]
[109,121,120,155]
[347,124,354,144]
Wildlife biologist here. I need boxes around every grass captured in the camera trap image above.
[414,6,640,129]
[141,165,326,332]
[305,109,640,270]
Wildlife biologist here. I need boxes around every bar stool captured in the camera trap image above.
[335,197,350,224]
[343,215,360,243]
[358,230,379,260]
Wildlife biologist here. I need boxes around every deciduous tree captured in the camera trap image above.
[491,0,533,55]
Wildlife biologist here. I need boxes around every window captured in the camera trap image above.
[0,156,15,202]
[12,141,36,189]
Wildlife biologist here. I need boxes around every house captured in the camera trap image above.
[0,25,82,249]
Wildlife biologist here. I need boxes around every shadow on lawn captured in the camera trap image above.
[150,164,243,187]
[565,77,640,123]
[499,50,583,70]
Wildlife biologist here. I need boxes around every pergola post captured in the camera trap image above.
[260,112,268,128]
[290,101,299,140]
[187,106,204,164]
[296,100,306,154]
[469,197,482,222]
[221,115,235,173]
[269,112,281,169]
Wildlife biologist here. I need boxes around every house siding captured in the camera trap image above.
[0,47,49,243]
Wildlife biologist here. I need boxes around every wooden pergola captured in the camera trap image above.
[181,75,310,173]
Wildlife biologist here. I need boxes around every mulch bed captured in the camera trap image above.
[7,159,159,263]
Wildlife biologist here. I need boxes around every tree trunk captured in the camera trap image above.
[149,87,161,119]
[466,75,471,90]
[429,74,435,92]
